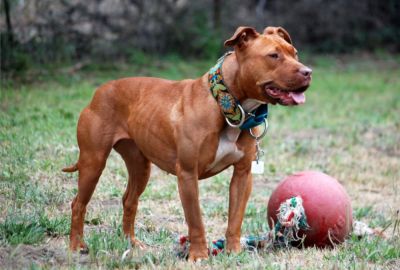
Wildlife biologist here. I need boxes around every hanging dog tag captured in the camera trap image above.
[249,121,268,175]
[251,160,264,174]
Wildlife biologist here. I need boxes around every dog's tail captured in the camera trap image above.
[62,163,78,173]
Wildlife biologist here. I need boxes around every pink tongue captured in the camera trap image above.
[289,92,306,104]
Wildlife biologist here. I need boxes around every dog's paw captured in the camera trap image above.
[225,240,242,254]
[79,245,89,255]
[70,239,89,254]
[130,238,146,250]
[188,247,209,262]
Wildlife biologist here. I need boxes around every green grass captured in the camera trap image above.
[0,54,399,269]
[0,212,70,245]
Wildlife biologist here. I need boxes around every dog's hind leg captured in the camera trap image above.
[114,139,151,248]
[69,109,113,252]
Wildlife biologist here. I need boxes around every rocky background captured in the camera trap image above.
[1,0,399,72]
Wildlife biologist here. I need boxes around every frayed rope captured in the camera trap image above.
[176,196,309,258]
[274,196,310,247]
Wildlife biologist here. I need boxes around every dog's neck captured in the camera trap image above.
[221,53,265,112]
[221,53,244,101]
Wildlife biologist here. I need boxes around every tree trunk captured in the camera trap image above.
[3,0,14,44]
[213,0,221,32]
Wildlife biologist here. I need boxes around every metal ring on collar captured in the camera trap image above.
[225,104,245,128]
[249,118,268,140]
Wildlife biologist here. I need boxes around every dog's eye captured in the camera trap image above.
[268,53,279,59]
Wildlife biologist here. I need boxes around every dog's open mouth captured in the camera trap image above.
[265,85,308,106]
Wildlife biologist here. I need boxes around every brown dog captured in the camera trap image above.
[63,26,312,261]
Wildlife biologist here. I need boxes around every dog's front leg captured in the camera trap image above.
[225,162,253,253]
[176,164,208,261]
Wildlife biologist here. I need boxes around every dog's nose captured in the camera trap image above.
[299,66,312,78]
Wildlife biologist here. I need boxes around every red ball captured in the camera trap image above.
[267,171,353,247]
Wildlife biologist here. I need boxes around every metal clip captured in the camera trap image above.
[254,138,264,163]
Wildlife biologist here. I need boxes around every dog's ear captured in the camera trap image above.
[263,26,292,44]
[224,26,259,48]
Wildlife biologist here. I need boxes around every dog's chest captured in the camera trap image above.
[204,99,265,174]
[206,128,244,174]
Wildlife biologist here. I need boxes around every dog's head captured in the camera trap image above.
[225,26,312,106]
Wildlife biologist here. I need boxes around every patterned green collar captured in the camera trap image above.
[208,52,245,127]
[208,52,269,130]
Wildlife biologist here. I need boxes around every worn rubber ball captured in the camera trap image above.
[267,171,353,247]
